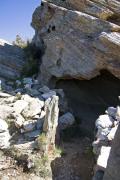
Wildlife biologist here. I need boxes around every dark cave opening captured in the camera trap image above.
[56,71,120,138]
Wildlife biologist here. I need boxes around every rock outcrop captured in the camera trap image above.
[32,0,120,85]
[0,39,25,80]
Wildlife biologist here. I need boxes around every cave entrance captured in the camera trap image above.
[56,71,120,138]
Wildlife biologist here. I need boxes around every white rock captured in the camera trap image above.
[97,146,111,170]
[0,105,13,119]
[13,100,28,114]
[0,92,11,98]
[14,114,25,128]
[42,90,56,100]
[5,96,15,103]
[21,94,33,103]
[22,98,44,118]
[0,119,8,133]
[116,106,120,119]
[24,84,32,89]
[59,112,75,130]
[96,114,114,129]
[40,110,46,119]
[0,131,10,149]
[39,86,50,93]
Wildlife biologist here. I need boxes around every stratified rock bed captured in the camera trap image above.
[32,0,120,85]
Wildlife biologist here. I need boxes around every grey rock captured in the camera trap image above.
[0,39,25,80]
[39,85,50,93]
[23,77,33,85]
[42,90,56,100]
[15,80,22,87]
[24,130,41,139]
[21,120,37,133]
[59,112,75,130]
[92,170,104,180]
[105,107,117,118]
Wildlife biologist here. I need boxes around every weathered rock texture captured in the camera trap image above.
[32,0,120,85]
[0,39,25,80]
[103,124,120,180]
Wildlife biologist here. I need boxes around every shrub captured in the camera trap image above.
[22,41,43,77]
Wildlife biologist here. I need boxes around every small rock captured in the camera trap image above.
[16,80,22,87]
[42,90,56,100]
[13,100,28,114]
[23,77,33,85]
[105,107,117,118]
[22,98,44,118]
[39,86,50,93]
[0,119,8,132]
[0,92,11,98]
[21,94,33,103]
[59,112,75,130]
[14,114,25,128]
[0,131,10,149]
[22,120,36,133]
[96,115,114,129]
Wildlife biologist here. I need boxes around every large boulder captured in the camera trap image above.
[0,39,25,80]
[32,0,120,85]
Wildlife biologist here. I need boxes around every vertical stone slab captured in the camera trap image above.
[43,95,59,152]
[103,124,120,180]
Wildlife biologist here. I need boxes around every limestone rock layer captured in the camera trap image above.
[32,0,120,85]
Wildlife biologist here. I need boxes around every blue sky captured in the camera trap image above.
[0,0,41,42]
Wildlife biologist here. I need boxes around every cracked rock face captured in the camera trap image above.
[32,0,120,85]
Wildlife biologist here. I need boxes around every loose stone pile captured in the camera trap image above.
[92,104,120,179]
[0,77,75,152]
